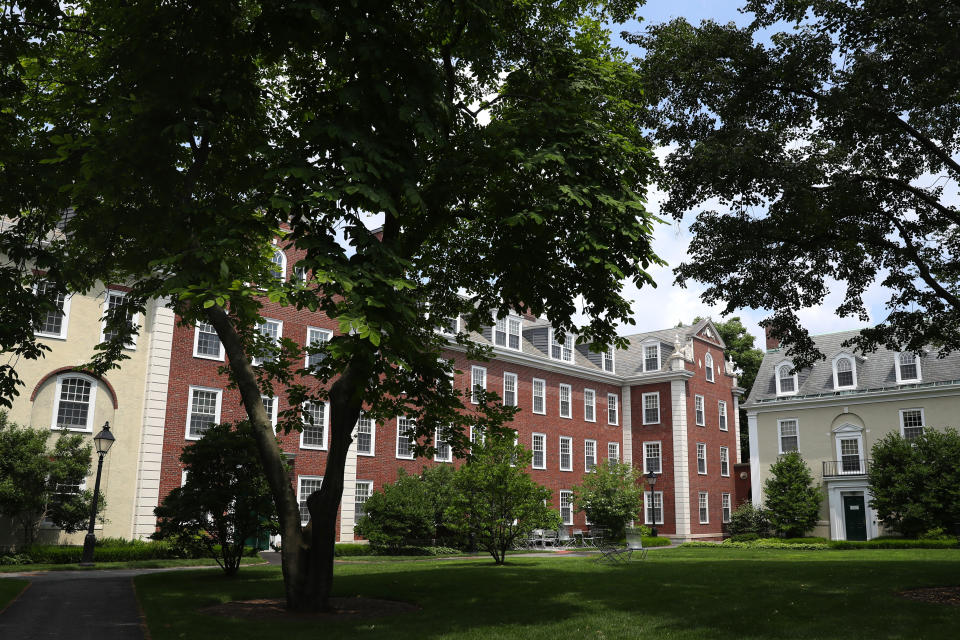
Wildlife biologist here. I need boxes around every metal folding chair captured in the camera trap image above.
[595,527,647,563]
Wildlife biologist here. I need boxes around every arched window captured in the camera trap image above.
[51,374,98,432]
[705,352,715,382]
[776,363,797,395]
[269,249,286,282]
[895,352,921,383]
[833,356,856,389]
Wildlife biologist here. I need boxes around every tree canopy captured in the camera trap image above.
[4,0,657,610]
[634,0,960,366]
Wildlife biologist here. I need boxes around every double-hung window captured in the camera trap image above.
[354,480,373,520]
[261,395,279,429]
[695,395,705,426]
[532,433,546,469]
[584,439,597,472]
[643,343,660,372]
[900,409,925,441]
[643,441,662,474]
[550,330,574,362]
[471,366,487,404]
[434,427,452,462]
[608,442,620,463]
[305,327,332,369]
[558,384,572,418]
[721,493,731,524]
[186,386,222,439]
[607,393,619,425]
[396,417,416,459]
[193,321,224,360]
[778,419,799,453]
[602,347,615,372]
[833,355,856,389]
[896,352,921,383]
[253,319,282,365]
[301,401,329,449]
[642,392,659,424]
[356,413,374,456]
[584,388,596,422]
[559,490,573,525]
[559,436,573,471]
[718,401,728,431]
[34,281,71,339]
[532,378,546,414]
[495,316,522,350]
[645,491,664,525]
[705,352,715,382]
[776,363,798,395]
[503,372,518,407]
[298,476,322,525]
[101,290,137,348]
[52,374,98,432]
[697,442,707,474]
[699,492,709,524]
[720,446,730,477]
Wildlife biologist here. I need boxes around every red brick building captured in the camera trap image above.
[157,250,744,542]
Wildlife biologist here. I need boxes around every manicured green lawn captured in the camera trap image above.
[0,556,265,573]
[0,579,28,610]
[135,548,960,639]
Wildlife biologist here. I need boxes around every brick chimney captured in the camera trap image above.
[765,325,781,351]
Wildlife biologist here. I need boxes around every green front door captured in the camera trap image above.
[843,495,868,541]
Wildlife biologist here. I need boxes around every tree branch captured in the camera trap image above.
[888,217,960,311]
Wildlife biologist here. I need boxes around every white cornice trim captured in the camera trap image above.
[744,382,960,412]
[444,343,622,384]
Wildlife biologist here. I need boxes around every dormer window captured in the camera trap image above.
[439,315,459,337]
[643,342,660,372]
[602,347,615,373]
[495,316,522,350]
[833,355,856,389]
[705,352,715,383]
[269,249,286,282]
[550,329,573,362]
[775,362,798,396]
[895,352,921,383]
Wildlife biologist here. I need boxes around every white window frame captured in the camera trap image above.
[720,446,730,477]
[549,328,574,363]
[304,326,332,369]
[642,392,660,425]
[185,385,223,440]
[607,442,620,463]
[895,352,922,384]
[602,347,615,373]
[396,417,416,459]
[835,432,865,474]
[33,282,72,340]
[434,427,452,462]
[99,289,138,349]
[558,383,572,418]
[583,388,596,422]
[471,366,487,404]
[503,372,518,407]
[644,490,664,525]
[584,439,597,472]
[705,351,715,383]
[297,475,323,526]
[192,321,225,361]
[699,491,709,524]
[642,340,660,372]
[559,436,573,471]
[721,493,731,524]
[261,395,279,429]
[559,490,573,525]
[899,408,926,441]
[778,418,800,453]
[494,315,523,351]
[607,393,619,425]
[354,480,373,521]
[355,413,375,456]
[469,425,485,448]
[642,441,662,474]
[180,470,189,487]
[270,248,287,282]
[697,442,707,475]
[300,401,330,450]
[438,314,459,337]
[532,378,546,415]
[532,432,546,470]
[51,373,99,433]
[253,318,283,366]
[718,400,728,431]
[694,394,705,426]
[832,354,857,390]
[775,362,799,396]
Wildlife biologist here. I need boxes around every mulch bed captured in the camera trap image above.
[898,586,960,606]
[203,597,420,621]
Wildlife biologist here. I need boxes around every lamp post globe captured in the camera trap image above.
[80,422,115,566]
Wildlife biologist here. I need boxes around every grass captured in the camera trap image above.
[0,579,28,610]
[135,548,960,639]
[0,556,265,573]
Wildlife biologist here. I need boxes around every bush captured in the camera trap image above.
[763,452,822,537]
[919,527,953,541]
[571,461,644,539]
[334,543,375,557]
[0,554,32,565]
[829,538,958,550]
[355,469,436,550]
[727,501,769,537]
[21,540,259,564]
[642,536,671,547]
[731,533,760,542]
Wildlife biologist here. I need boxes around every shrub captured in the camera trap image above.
[731,532,760,542]
[21,540,259,564]
[334,543,375,557]
[919,527,953,541]
[642,536,671,547]
[355,469,435,550]
[727,502,769,537]
[829,538,958,550]
[571,461,644,539]
[763,452,822,537]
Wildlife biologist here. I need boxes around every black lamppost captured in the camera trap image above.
[79,422,115,566]
[646,469,658,537]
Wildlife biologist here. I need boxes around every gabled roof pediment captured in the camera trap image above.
[832,422,863,434]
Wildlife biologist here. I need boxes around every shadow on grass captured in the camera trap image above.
[135,549,960,640]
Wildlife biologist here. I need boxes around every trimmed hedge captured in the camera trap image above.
[643,536,671,547]
[334,543,375,557]
[22,540,259,564]
[829,538,958,550]
[681,537,958,551]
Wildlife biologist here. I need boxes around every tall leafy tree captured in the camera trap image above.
[6,1,657,610]
[633,1,960,366]
[763,452,822,538]
[572,460,644,539]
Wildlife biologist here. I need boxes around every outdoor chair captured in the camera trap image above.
[572,528,585,547]
[557,526,573,549]
[595,527,647,564]
[528,529,544,549]
[541,529,559,548]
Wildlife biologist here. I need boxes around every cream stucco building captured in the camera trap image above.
[744,329,960,541]
[1,284,173,545]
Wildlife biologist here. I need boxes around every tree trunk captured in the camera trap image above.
[204,306,311,609]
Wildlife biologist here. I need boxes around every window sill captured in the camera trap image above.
[193,353,226,362]
[51,426,93,433]
[36,332,68,341]
[357,451,375,457]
